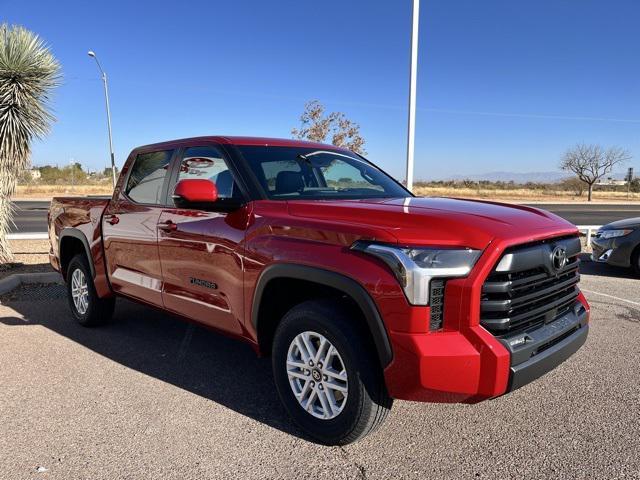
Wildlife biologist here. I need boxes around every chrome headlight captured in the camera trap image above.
[599,229,633,239]
[351,241,482,305]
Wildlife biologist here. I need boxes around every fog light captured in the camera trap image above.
[598,249,613,262]
[509,336,529,347]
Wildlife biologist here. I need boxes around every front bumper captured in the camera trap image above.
[383,295,590,403]
[591,236,634,268]
[500,301,589,391]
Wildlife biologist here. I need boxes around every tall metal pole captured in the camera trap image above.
[101,72,117,188]
[405,0,420,192]
[88,51,117,188]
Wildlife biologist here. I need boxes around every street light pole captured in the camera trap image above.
[405,0,420,192]
[88,51,117,188]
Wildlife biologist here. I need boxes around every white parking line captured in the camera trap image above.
[581,289,640,307]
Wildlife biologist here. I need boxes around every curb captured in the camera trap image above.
[7,233,48,240]
[0,272,63,296]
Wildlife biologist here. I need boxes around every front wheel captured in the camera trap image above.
[632,247,640,276]
[66,254,115,327]
[272,300,392,445]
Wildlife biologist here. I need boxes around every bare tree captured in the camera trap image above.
[0,24,60,262]
[560,144,631,201]
[292,100,366,154]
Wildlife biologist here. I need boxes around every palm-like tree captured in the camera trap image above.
[0,24,60,262]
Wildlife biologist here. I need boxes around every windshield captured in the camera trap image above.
[236,146,410,200]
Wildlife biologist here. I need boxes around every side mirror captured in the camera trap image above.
[172,179,243,212]
[173,179,218,204]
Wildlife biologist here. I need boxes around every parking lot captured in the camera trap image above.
[1,257,638,479]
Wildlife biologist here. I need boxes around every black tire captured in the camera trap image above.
[66,254,115,327]
[272,299,392,445]
[632,247,640,276]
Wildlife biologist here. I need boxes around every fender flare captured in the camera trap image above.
[58,228,95,278]
[252,263,393,368]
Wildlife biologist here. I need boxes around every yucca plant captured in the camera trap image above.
[0,24,60,263]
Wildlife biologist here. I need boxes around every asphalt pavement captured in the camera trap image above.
[10,201,50,234]
[9,200,640,233]
[524,203,640,225]
[0,257,638,479]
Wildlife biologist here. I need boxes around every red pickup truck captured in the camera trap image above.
[48,136,590,445]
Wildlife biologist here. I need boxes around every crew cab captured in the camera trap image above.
[48,136,590,445]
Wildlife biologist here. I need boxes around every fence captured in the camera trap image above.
[576,225,602,245]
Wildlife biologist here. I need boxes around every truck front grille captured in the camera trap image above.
[480,236,581,335]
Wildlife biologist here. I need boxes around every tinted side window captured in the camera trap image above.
[177,146,240,199]
[236,146,408,199]
[125,150,172,204]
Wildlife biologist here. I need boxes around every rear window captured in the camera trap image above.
[125,150,172,204]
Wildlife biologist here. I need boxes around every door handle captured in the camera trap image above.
[157,220,177,232]
[105,215,119,225]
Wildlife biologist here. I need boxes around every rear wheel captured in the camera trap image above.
[272,299,392,445]
[66,254,115,326]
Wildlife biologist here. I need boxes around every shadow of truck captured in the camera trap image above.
[0,285,304,440]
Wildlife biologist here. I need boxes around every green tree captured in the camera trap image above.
[65,162,87,184]
[38,165,63,184]
[0,24,60,261]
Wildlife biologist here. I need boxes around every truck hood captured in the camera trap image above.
[286,197,575,250]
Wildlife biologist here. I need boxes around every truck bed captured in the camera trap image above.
[48,196,111,292]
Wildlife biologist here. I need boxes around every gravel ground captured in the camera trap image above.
[0,240,52,280]
[0,260,638,479]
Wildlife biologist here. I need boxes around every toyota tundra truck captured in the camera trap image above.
[48,136,590,445]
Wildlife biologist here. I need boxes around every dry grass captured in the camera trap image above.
[412,186,640,203]
[14,183,640,203]
[16,184,113,198]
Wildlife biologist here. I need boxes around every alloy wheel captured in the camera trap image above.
[286,331,348,420]
[71,268,89,315]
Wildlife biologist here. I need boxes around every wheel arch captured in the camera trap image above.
[59,229,95,278]
[252,263,393,368]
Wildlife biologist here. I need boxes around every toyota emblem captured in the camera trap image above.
[551,246,568,271]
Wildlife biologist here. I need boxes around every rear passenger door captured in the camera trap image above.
[157,145,249,335]
[102,149,173,306]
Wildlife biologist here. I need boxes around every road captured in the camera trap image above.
[10,201,50,234]
[0,259,638,479]
[10,200,640,233]
[523,203,640,225]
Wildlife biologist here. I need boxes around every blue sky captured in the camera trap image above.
[3,0,639,180]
